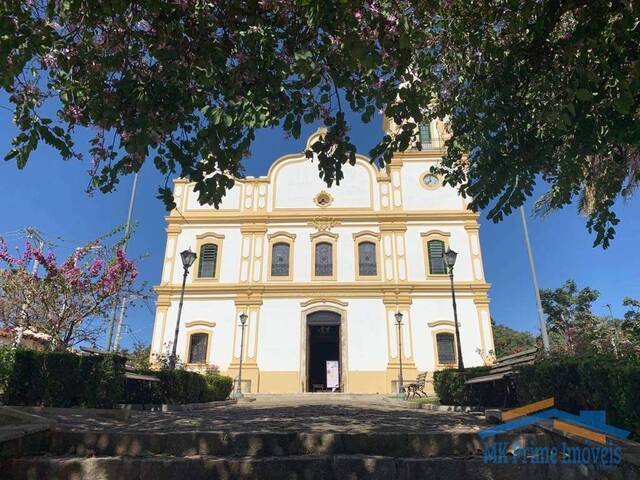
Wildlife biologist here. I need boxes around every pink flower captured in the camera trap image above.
[41,53,57,68]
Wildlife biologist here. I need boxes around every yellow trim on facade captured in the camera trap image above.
[155,280,490,297]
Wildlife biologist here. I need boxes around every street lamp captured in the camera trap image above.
[395,311,405,397]
[233,312,249,399]
[169,248,197,369]
[443,248,465,372]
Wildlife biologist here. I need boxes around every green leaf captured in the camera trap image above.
[575,89,592,101]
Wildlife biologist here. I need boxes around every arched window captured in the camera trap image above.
[358,242,377,276]
[188,333,209,363]
[427,240,446,275]
[271,242,290,276]
[315,242,333,277]
[419,123,432,148]
[198,243,218,278]
[436,333,456,364]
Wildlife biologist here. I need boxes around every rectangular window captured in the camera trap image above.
[188,333,208,363]
[419,123,432,148]
[271,242,290,276]
[437,333,456,364]
[198,244,218,278]
[428,240,446,275]
[358,242,377,276]
[315,242,333,276]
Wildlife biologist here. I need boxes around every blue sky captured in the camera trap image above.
[1,105,638,350]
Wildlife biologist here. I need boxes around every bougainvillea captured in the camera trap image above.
[1,1,638,246]
[0,236,143,350]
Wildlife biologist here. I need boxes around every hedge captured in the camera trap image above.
[123,369,233,404]
[433,366,493,406]
[1,346,234,407]
[515,355,640,441]
[1,348,126,408]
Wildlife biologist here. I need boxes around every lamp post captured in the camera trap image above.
[395,311,405,397]
[169,248,197,370]
[233,312,249,399]
[443,249,465,372]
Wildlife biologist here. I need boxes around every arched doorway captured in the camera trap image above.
[306,311,341,392]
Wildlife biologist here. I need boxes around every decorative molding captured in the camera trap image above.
[379,221,407,232]
[308,216,340,232]
[427,320,459,328]
[352,230,381,241]
[196,232,226,240]
[166,224,182,235]
[156,281,490,297]
[167,210,480,225]
[420,230,451,238]
[309,230,339,241]
[267,231,297,241]
[240,223,267,234]
[186,320,216,329]
[300,298,349,309]
[313,191,334,208]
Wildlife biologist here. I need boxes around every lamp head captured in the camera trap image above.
[443,248,458,270]
[239,313,248,325]
[394,311,403,325]
[180,248,197,269]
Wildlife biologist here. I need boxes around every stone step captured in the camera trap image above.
[36,430,561,459]
[3,454,634,480]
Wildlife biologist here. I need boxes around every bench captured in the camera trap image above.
[405,372,429,398]
[464,347,539,405]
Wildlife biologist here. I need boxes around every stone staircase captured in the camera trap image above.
[3,429,639,479]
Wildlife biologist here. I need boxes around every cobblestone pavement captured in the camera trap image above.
[43,395,483,434]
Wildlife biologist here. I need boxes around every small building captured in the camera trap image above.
[0,327,50,351]
[151,120,495,394]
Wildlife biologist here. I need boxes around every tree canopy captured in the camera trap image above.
[490,320,537,357]
[540,279,639,357]
[1,1,638,246]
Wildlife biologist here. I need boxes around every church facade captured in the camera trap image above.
[151,120,495,394]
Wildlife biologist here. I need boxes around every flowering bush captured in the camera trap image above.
[0,235,144,350]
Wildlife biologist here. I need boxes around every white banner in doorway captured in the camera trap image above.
[326,361,339,390]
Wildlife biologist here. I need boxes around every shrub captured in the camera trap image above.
[4,349,45,406]
[80,354,126,408]
[433,366,493,406]
[515,354,640,441]
[0,344,17,396]
[203,372,233,401]
[1,349,126,408]
[43,352,81,407]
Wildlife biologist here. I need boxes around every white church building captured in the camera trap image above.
[151,119,495,394]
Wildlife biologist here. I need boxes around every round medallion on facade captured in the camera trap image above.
[420,172,441,190]
[314,191,334,208]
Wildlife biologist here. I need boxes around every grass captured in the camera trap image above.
[406,396,440,405]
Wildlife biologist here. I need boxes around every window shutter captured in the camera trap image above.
[428,240,446,275]
[198,244,218,278]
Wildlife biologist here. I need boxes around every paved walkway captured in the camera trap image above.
[43,395,483,434]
